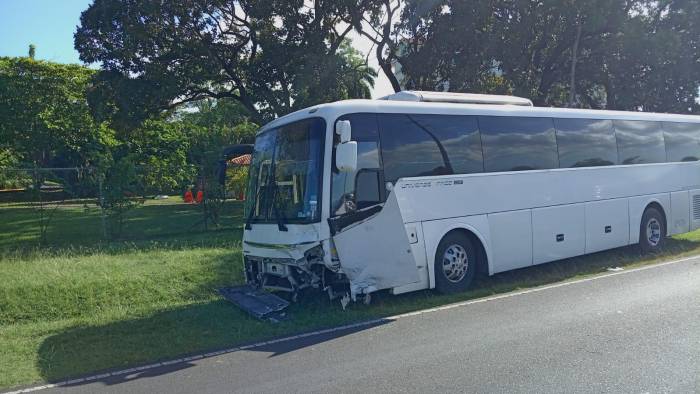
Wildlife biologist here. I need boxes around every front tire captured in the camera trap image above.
[434,232,477,294]
[639,207,666,253]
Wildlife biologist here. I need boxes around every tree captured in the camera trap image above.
[28,44,36,60]
[179,98,257,169]
[97,118,195,195]
[0,57,116,168]
[373,0,699,113]
[484,0,629,106]
[578,0,700,112]
[75,0,377,127]
[395,0,509,93]
[344,0,514,94]
[179,98,251,134]
[100,156,144,238]
[345,0,404,92]
[290,40,377,109]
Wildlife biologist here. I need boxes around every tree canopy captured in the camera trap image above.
[0,56,115,168]
[0,53,258,197]
[361,0,700,113]
[75,0,377,126]
[4,0,700,177]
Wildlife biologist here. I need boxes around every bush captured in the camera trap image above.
[100,158,144,238]
[226,166,248,200]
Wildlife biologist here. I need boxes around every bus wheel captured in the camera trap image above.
[434,232,477,294]
[639,207,666,253]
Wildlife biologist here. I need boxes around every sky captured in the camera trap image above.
[0,0,90,64]
[0,0,394,97]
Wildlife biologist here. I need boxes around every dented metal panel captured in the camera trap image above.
[219,285,289,321]
[332,191,420,297]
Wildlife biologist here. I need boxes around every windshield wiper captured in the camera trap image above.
[244,181,287,232]
[244,184,265,230]
[268,182,289,232]
[245,160,288,232]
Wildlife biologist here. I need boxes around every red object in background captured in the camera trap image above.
[228,154,251,165]
[184,190,194,203]
[195,190,204,204]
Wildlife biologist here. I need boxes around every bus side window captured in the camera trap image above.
[355,169,382,208]
[376,113,484,184]
[663,122,700,162]
[614,120,666,164]
[479,116,558,172]
[409,114,484,174]
[554,118,617,168]
[378,114,455,183]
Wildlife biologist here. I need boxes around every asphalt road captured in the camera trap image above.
[41,257,700,394]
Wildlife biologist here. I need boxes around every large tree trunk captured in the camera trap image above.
[377,43,402,93]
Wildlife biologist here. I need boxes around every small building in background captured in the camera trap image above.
[225,154,251,200]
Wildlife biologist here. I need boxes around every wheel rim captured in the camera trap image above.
[442,244,468,283]
[646,218,661,246]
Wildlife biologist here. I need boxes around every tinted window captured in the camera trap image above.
[409,115,484,174]
[479,116,559,172]
[355,169,381,206]
[378,114,452,183]
[554,118,617,167]
[330,113,381,216]
[663,122,700,162]
[614,120,666,164]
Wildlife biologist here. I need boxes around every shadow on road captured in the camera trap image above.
[61,361,196,388]
[249,319,392,357]
[35,300,392,388]
[36,304,223,387]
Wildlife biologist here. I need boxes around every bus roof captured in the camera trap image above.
[260,96,700,133]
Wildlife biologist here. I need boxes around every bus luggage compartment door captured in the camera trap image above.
[331,191,420,298]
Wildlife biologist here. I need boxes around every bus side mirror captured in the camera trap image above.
[336,141,357,173]
[336,120,352,143]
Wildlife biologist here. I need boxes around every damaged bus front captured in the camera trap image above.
[236,107,420,314]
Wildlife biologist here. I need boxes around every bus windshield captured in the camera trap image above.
[245,117,325,225]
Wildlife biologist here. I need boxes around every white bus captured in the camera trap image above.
[238,91,700,305]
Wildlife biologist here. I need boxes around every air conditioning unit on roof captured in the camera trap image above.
[379,90,534,106]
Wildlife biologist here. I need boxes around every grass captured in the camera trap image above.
[2,198,700,390]
[0,196,242,248]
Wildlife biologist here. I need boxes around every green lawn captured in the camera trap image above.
[0,197,240,248]
[2,199,700,390]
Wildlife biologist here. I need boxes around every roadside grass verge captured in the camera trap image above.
[2,201,700,389]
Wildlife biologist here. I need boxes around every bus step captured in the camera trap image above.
[218,285,290,321]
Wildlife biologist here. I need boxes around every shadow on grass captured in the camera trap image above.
[0,200,245,252]
[114,202,245,240]
[0,229,244,262]
[35,237,700,388]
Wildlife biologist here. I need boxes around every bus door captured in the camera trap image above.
[329,170,419,298]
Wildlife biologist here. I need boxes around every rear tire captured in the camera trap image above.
[639,207,665,253]
[434,232,477,294]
